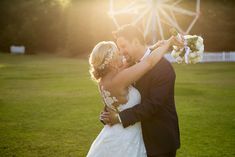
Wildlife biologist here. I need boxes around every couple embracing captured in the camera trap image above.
[87,24,182,157]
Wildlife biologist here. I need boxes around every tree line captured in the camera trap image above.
[0,0,234,55]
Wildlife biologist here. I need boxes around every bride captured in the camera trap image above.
[87,36,177,157]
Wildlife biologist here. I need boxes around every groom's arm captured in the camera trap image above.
[119,64,175,128]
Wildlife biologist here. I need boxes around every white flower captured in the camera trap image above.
[197,36,203,45]
[184,35,192,39]
[171,49,183,58]
[189,52,197,59]
[171,50,178,58]
[197,44,204,54]
[171,34,204,64]
[176,56,183,64]
[191,58,198,64]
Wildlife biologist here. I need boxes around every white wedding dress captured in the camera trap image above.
[87,86,147,157]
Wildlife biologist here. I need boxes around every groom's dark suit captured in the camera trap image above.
[119,58,180,157]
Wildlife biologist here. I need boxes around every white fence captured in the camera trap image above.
[165,52,235,63]
[10,45,25,54]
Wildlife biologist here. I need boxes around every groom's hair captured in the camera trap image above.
[113,24,145,45]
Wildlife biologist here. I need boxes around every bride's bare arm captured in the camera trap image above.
[112,36,175,88]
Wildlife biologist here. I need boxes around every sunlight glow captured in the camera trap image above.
[58,0,70,9]
[109,0,200,42]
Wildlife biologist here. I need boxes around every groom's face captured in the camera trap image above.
[116,37,136,63]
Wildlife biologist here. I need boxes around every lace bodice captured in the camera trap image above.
[87,86,146,157]
[100,86,118,110]
[100,86,141,112]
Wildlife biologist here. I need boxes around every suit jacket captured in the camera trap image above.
[119,58,180,156]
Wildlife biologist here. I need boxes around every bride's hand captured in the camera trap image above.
[149,40,166,51]
[169,35,184,48]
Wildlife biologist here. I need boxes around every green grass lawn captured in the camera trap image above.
[0,53,234,157]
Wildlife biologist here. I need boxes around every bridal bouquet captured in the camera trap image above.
[170,28,204,64]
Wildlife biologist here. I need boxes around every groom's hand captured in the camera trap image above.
[100,111,109,124]
[100,108,120,126]
[99,111,106,125]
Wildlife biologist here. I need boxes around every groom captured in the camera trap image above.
[101,24,180,157]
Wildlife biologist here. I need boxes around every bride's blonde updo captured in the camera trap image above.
[89,41,118,82]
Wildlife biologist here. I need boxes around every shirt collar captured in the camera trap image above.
[140,48,151,61]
